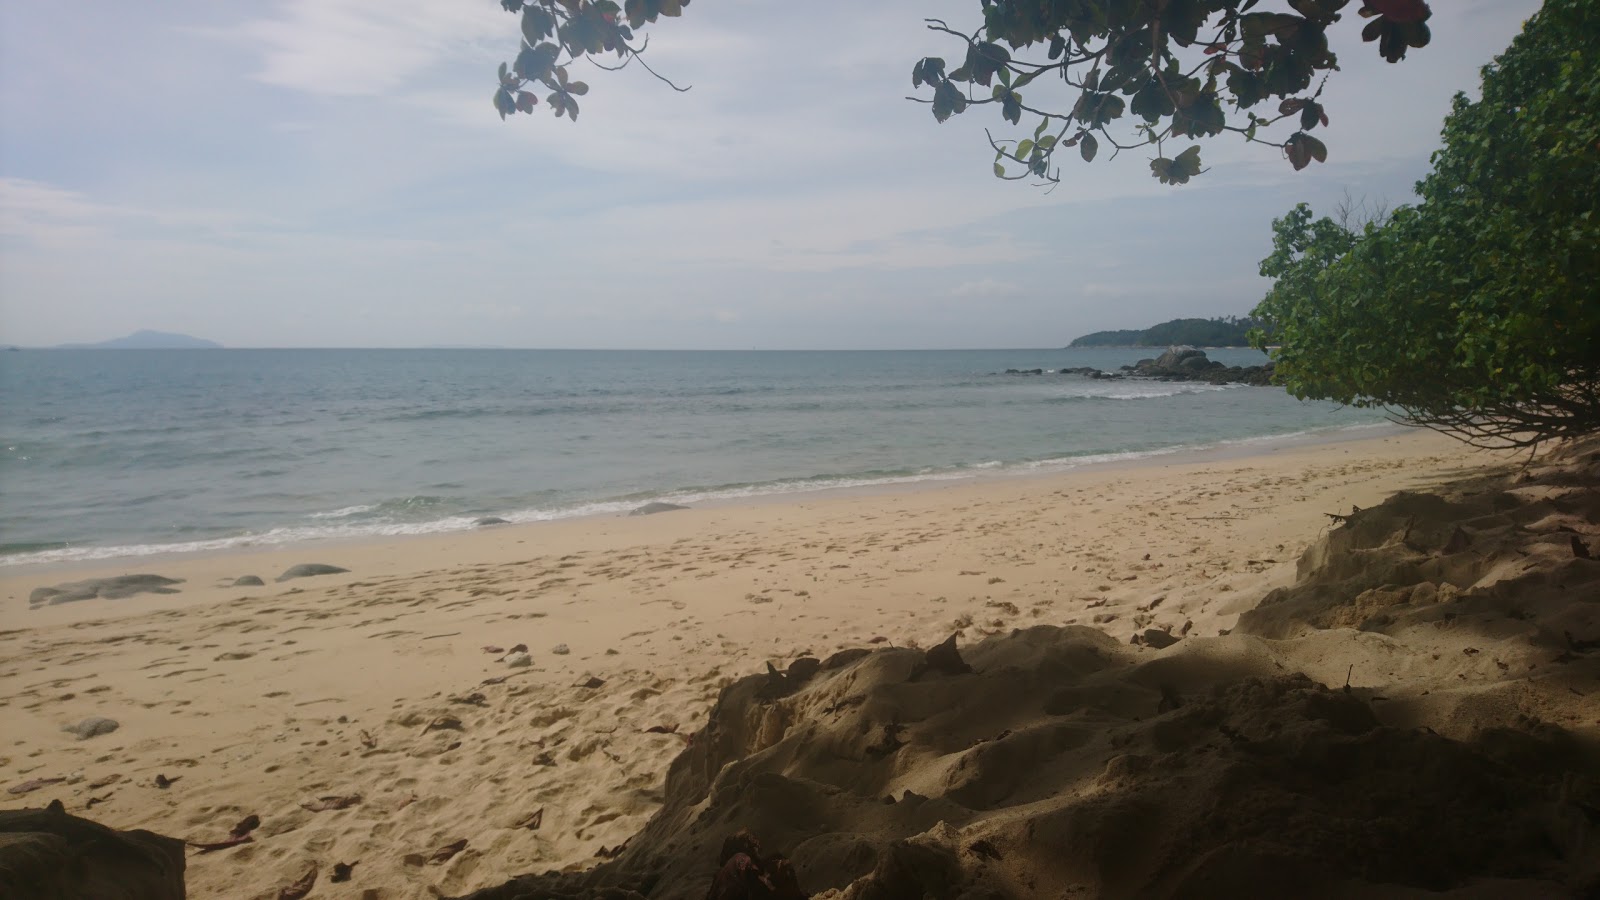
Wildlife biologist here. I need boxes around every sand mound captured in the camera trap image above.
[1241,436,1600,645]
[454,624,1597,898]
[451,440,1600,898]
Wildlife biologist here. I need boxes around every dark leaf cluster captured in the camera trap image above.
[492,1,1437,184]
[910,0,1434,185]
[494,0,688,123]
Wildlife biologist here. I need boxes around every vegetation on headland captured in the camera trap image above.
[491,0,1438,184]
[1068,316,1266,348]
[1252,0,1599,448]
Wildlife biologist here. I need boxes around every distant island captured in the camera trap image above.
[56,330,223,350]
[1068,316,1263,348]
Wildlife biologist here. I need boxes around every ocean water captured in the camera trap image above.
[0,348,1384,565]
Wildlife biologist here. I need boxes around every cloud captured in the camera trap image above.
[220,0,506,96]
[950,277,1021,297]
[0,0,1550,348]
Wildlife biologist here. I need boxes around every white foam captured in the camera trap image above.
[306,504,378,519]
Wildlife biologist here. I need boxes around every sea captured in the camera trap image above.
[0,348,1388,566]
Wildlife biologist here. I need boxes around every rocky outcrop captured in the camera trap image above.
[0,800,186,899]
[28,575,184,609]
[1124,347,1276,385]
[1000,349,1275,386]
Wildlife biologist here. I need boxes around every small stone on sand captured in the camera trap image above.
[275,564,350,583]
[62,717,120,740]
[30,575,184,608]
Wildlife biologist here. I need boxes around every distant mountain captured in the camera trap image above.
[1068,316,1263,348]
[56,330,223,350]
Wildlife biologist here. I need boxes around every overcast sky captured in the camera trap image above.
[0,1,1540,349]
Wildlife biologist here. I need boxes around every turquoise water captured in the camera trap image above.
[0,348,1382,564]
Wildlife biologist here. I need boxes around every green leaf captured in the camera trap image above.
[912,57,945,89]
[1080,132,1098,162]
[1001,91,1022,125]
[1284,132,1327,170]
[994,162,1006,178]
[514,43,560,81]
[931,80,967,123]
[1170,145,1203,182]
[522,5,556,43]
[1016,138,1034,159]
[493,87,516,120]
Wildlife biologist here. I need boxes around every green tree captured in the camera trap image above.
[1252,0,1600,448]
[491,0,1437,183]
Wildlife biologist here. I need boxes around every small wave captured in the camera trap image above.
[0,423,1399,569]
[307,504,377,519]
[1044,383,1240,403]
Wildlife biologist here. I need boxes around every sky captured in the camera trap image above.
[0,0,1542,349]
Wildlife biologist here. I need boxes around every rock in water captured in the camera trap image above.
[28,575,184,608]
[474,517,511,527]
[0,800,185,899]
[1149,347,1204,369]
[231,575,265,587]
[61,718,119,740]
[275,564,350,583]
[629,502,689,516]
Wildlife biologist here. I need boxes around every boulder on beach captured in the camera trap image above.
[0,800,185,900]
[28,575,184,609]
[231,575,265,587]
[274,563,350,583]
[474,516,511,527]
[629,502,689,517]
[60,717,119,740]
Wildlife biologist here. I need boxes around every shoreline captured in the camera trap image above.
[0,420,1407,576]
[0,427,1524,897]
[0,426,1484,634]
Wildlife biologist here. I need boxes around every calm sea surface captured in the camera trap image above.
[0,348,1384,565]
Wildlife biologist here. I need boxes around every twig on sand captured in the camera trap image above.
[422,632,461,640]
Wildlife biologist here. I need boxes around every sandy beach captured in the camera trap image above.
[4,429,1594,898]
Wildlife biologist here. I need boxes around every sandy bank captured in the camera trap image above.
[8,430,1587,898]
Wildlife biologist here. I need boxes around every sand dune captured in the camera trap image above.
[5,431,1594,898]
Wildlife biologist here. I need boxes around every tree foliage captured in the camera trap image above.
[1251,0,1600,448]
[492,0,692,124]
[493,0,1437,183]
